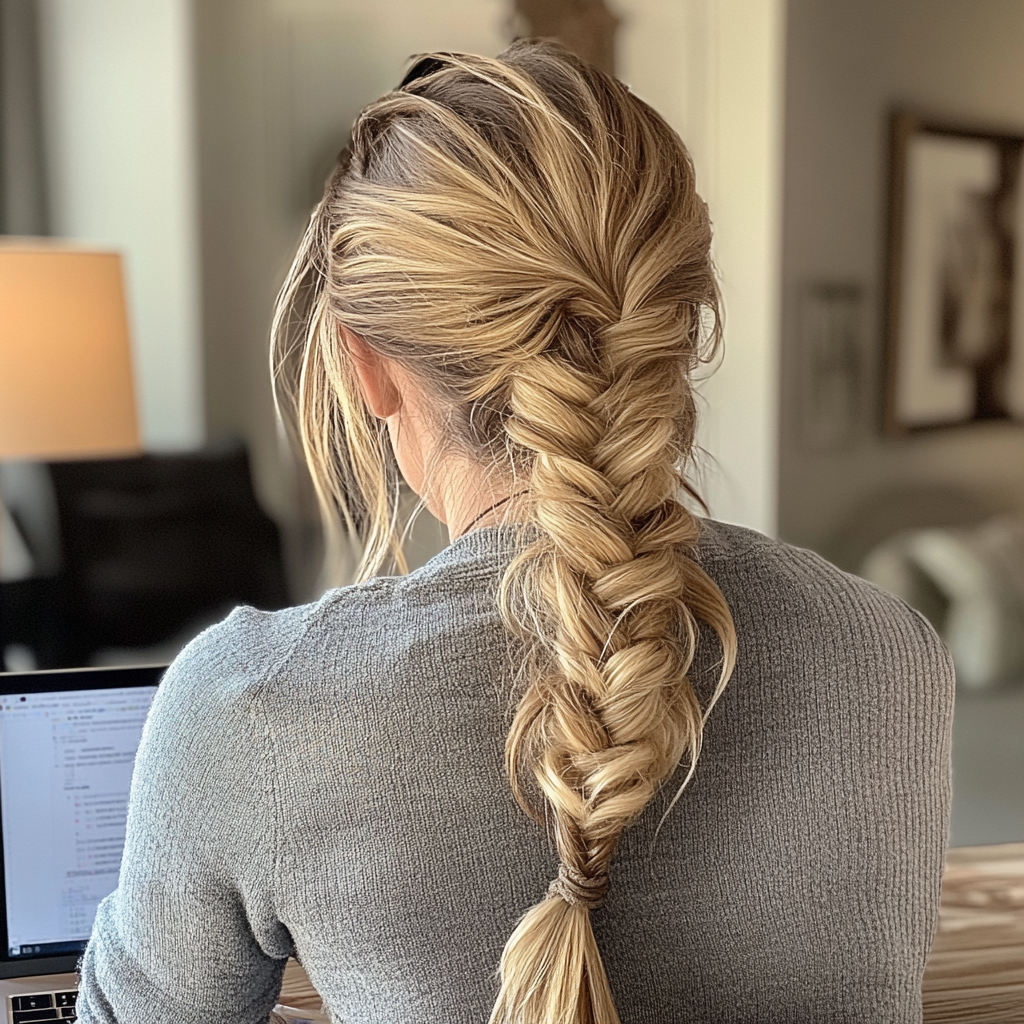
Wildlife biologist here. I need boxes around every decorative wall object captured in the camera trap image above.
[509,0,619,75]
[799,282,863,450]
[884,111,1024,433]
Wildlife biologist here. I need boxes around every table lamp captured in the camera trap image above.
[0,241,140,460]
[0,241,141,578]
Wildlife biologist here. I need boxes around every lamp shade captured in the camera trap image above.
[0,242,140,460]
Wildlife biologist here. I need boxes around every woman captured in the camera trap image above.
[78,42,953,1024]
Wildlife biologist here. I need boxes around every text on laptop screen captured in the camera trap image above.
[0,685,157,958]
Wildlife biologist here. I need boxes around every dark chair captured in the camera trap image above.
[0,575,72,668]
[46,442,289,665]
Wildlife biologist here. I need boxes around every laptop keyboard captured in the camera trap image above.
[7,990,77,1023]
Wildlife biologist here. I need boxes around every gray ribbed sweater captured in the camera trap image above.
[77,520,954,1024]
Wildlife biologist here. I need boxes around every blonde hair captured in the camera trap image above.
[272,41,736,1024]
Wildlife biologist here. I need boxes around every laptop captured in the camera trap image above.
[0,665,165,1024]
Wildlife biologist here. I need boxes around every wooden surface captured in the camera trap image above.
[274,958,328,1021]
[278,843,1024,1022]
[923,843,1024,1023]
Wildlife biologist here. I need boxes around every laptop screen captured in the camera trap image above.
[0,666,163,972]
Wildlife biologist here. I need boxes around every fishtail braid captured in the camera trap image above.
[495,294,730,1022]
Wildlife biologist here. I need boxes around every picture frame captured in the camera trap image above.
[883,111,1024,434]
[799,282,863,452]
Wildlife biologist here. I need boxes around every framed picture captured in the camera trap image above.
[799,283,863,451]
[883,111,1024,433]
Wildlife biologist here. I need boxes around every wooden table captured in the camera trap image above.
[276,843,1024,1023]
[275,961,328,1022]
[923,843,1024,1023]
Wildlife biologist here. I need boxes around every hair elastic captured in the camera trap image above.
[547,862,610,910]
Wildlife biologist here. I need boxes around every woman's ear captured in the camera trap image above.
[339,325,402,419]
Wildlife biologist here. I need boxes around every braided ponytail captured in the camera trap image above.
[493,249,734,1024]
[273,39,736,1024]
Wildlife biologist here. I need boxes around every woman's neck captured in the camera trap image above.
[433,458,524,541]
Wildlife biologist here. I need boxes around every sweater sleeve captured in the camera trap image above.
[77,607,305,1024]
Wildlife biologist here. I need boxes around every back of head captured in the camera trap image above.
[273,39,736,1024]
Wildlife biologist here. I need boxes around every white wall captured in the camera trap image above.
[619,0,786,536]
[780,0,1024,566]
[38,0,204,451]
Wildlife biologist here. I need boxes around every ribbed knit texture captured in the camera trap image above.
[77,520,954,1024]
